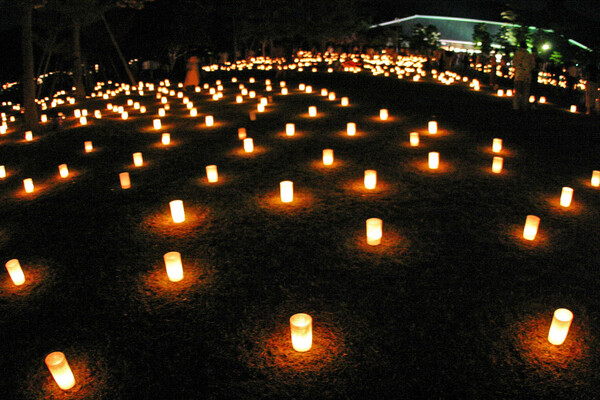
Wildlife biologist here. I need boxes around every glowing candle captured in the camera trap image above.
[119,172,131,189]
[206,165,218,183]
[5,259,25,286]
[321,88,328,96]
[379,109,388,120]
[308,106,317,117]
[249,111,256,121]
[153,119,161,130]
[428,121,437,134]
[322,149,334,165]
[523,215,540,240]
[238,128,247,140]
[560,187,573,207]
[205,115,214,126]
[410,132,419,146]
[366,218,383,245]
[243,138,254,153]
[492,138,502,153]
[169,200,185,223]
[133,152,143,167]
[23,178,34,193]
[328,92,336,100]
[591,170,600,187]
[286,123,295,136]
[305,85,312,93]
[0,166,5,178]
[299,83,305,91]
[290,313,312,352]
[164,251,184,282]
[490,156,503,173]
[497,89,504,96]
[347,122,356,136]
[45,352,76,390]
[58,164,69,178]
[41,114,47,123]
[236,95,243,103]
[74,109,81,118]
[539,96,546,103]
[364,170,377,189]
[280,181,293,203]
[341,97,349,106]
[161,133,170,145]
[570,105,577,113]
[428,152,439,169]
[94,110,102,119]
[121,112,128,120]
[506,89,513,96]
[25,131,33,141]
[249,91,256,98]
[281,88,288,95]
[84,141,93,153]
[190,108,197,117]
[257,104,265,113]
[158,108,165,117]
[548,308,574,345]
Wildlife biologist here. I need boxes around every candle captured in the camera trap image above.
[5,259,25,286]
[289,313,312,352]
[280,181,293,203]
[45,352,76,390]
[366,218,383,245]
[322,149,334,165]
[364,170,377,189]
[119,172,131,189]
[164,251,184,282]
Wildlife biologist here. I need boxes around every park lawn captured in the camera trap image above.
[1,70,600,399]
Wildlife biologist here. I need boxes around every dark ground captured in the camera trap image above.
[1,71,600,399]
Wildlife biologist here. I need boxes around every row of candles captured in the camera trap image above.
[3,78,584,391]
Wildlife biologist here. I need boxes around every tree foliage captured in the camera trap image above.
[472,23,492,55]
[409,23,440,52]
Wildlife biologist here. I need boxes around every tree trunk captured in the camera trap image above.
[101,14,136,86]
[72,19,86,101]
[21,2,38,131]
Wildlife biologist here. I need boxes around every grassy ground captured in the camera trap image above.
[1,71,600,399]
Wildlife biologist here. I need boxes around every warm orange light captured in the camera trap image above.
[523,215,540,240]
[285,123,295,136]
[529,95,535,103]
[341,97,349,106]
[190,108,197,117]
[322,149,334,165]
[492,156,503,173]
[305,85,312,94]
[308,106,317,117]
[84,141,93,153]
[133,152,143,167]
[23,178,34,193]
[238,128,247,140]
[290,313,312,352]
[164,251,184,282]
[410,132,419,146]
[492,138,502,153]
[506,89,513,96]
[257,104,265,113]
[45,352,76,390]
[94,110,102,119]
[41,114,47,123]
[548,308,573,345]
[539,96,546,103]
[58,164,69,178]
[119,172,131,189]
[428,121,437,134]
[74,109,81,118]
[428,152,439,169]
[153,119,161,130]
[366,218,383,245]
[560,187,573,207]
[236,95,243,103]
[328,92,336,100]
[25,131,33,141]
[591,170,600,187]
[161,133,170,145]
[121,112,128,120]
[0,166,5,178]
[347,122,356,136]
[206,165,218,183]
[169,200,185,223]
[243,138,254,153]
[570,105,577,113]
[364,170,377,189]
[5,259,25,286]
[320,88,328,96]
[280,181,293,203]
[379,109,388,120]
[497,89,504,96]
[205,115,214,126]
[299,83,305,91]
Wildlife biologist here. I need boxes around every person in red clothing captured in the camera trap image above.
[184,56,200,89]
[512,42,535,110]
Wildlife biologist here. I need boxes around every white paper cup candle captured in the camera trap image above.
[161,133,170,145]
[347,122,356,136]
[410,132,419,146]
[119,172,131,189]
[592,170,600,187]
[548,308,574,345]
[206,165,218,183]
[58,164,69,178]
[286,123,295,136]
[169,200,185,223]
[366,218,383,246]
[5,259,25,286]
[379,109,388,120]
[45,352,76,390]
[492,156,503,173]
[23,178,34,193]
[492,138,503,153]
[428,121,437,134]
[560,187,573,207]
[290,313,312,352]
[523,215,540,240]
[243,138,254,153]
[84,141,93,153]
[133,152,143,167]
[308,106,317,117]
[164,251,184,282]
[280,181,293,203]
[364,170,377,190]
[428,152,439,169]
[322,149,334,166]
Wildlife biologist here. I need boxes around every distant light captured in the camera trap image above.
[542,43,551,51]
